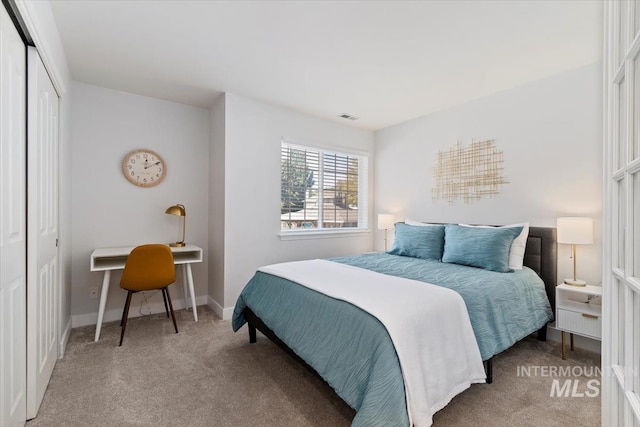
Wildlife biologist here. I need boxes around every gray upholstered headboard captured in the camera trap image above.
[523,226,557,313]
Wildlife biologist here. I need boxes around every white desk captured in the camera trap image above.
[90,244,203,342]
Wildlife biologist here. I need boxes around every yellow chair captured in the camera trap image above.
[119,244,178,346]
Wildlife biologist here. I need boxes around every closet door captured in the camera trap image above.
[0,4,27,427]
[26,47,59,419]
[603,1,640,425]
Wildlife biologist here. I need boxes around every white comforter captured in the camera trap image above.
[259,259,486,427]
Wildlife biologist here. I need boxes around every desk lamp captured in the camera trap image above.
[165,204,186,247]
[557,217,593,286]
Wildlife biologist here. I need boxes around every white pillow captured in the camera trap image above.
[405,218,440,227]
[458,222,530,270]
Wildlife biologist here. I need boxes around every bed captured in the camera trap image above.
[232,224,557,427]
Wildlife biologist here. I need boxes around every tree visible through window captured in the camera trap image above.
[281,141,367,231]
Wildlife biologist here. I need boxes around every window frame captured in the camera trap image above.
[279,139,369,240]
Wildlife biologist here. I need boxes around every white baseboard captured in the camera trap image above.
[546,324,602,354]
[71,294,208,328]
[207,296,233,320]
[58,317,72,358]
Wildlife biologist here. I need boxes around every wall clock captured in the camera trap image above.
[122,149,166,187]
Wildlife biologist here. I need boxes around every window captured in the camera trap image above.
[280,140,368,234]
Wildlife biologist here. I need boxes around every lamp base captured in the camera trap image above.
[169,242,186,248]
[564,278,587,287]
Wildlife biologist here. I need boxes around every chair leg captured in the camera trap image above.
[120,294,128,327]
[161,288,170,318]
[165,286,179,334]
[119,291,134,346]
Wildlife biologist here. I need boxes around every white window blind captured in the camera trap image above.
[280,141,368,232]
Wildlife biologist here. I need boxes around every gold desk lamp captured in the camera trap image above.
[165,204,186,247]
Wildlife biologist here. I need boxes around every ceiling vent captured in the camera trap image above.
[339,113,359,121]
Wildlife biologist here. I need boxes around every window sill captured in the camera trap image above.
[279,228,370,241]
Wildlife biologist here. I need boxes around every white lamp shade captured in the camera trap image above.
[557,217,593,245]
[377,214,395,230]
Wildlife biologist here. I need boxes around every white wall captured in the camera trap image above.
[58,72,72,351]
[375,62,603,286]
[210,93,375,315]
[208,94,226,314]
[70,82,210,326]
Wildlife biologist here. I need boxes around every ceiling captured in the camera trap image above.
[49,1,602,131]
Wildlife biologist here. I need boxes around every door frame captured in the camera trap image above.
[0,3,28,425]
[603,1,640,425]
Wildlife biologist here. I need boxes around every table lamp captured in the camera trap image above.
[378,214,395,251]
[557,217,593,286]
[165,204,186,247]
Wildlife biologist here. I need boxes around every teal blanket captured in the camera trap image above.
[232,253,553,426]
[331,253,553,360]
[233,271,409,427]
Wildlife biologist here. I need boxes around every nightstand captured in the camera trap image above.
[555,283,602,360]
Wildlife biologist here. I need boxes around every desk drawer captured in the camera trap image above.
[557,309,601,339]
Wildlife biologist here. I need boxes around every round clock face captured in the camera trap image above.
[122,149,166,187]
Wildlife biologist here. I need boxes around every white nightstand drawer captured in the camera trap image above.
[557,309,601,339]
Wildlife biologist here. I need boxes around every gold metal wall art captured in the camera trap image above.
[431,139,507,204]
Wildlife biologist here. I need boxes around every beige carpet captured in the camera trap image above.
[27,306,600,426]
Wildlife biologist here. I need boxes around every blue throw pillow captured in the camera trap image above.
[442,224,523,273]
[387,223,445,260]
